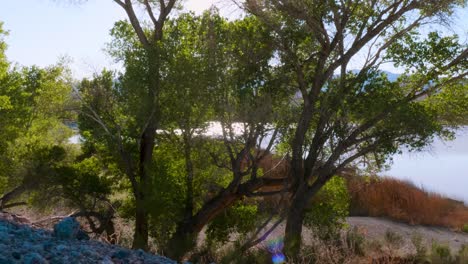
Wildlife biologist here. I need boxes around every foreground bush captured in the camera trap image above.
[304,176,350,241]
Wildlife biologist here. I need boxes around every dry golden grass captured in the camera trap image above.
[348,176,468,230]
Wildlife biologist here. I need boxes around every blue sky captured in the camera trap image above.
[0,0,229,78]
[1,0,467,202]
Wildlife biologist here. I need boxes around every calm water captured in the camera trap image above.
[385,128,468,203]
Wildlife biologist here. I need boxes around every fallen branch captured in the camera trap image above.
[1,201,27,210]
[32,211,78,227]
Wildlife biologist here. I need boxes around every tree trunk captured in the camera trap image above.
[131,125,155,250]
[284,186,308,259]
[0,183,31,209]
[183,134,194,221]
[284,172,330,259]
[131,49,159,250]
[166,190,240,259]
[132,197,149,250]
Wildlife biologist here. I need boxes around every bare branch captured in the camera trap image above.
[116,0,150,48]
[113,0,126,9]
[144,0,160,29]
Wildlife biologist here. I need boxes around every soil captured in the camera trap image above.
[347,216,468,254]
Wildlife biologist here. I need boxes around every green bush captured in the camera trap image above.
[206,202,259,244]
[431,241,453,263]
[456,245,468,264]
[304,176,350,240]
[411,232,428,263]
[462,224,468,233]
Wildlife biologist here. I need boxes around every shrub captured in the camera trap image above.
[384,229,403,247]
[348,176,468,230]
[304,176,350,241]
[431,241,453,263]
[456,245,468,264]
[206,202,259,245]
[411,232,428,263]
[462,224,468,233]
[219,247,271,264]
[345,226,365,256]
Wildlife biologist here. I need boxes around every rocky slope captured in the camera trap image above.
[0,212,176,264]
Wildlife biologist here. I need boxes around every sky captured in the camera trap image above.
[0,0,234,79]
[0,0,467,202]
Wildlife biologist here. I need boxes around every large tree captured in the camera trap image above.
[163,12,289,257]
[83,0,179,250]
[81,9,290,256]
[242,0,468,257]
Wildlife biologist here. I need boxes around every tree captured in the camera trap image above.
[158,13,216,227]
[82,0,179,250]
[0,22,12,177]
[0,58,75,209]
[0,22,115,231]
[83,10,290,257]
[242,0,468,257]
[163,12,285,257]
[0,22,7,79]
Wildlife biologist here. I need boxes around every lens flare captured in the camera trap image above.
[272,253,286,264]
[267,237,285,264]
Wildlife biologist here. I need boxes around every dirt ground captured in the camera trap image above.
[347,216,468,254]
[209,216,468,255]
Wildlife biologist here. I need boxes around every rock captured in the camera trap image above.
[11,251,21,259]
[0,225,9,243]
[42,241,54,251]
[0,218,177,264]
[76,229,90,240]
[55,244,67,252]
[53,217,80,240]
[23,252,47,264]
[100,256,114,264]
[112,249,130,259]
[0,256,12,264]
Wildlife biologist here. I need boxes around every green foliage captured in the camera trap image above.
[111,138,233,248]
[304,176,350,240]
[431,241,453,263]
[411,240,468,264]
[411,232,428,263]
[207,202,259,244]
[425,81,468,126]
[0,22,8,79]
[53,156,113,208]
[146,143,187,247]
[0,60,74,197]
[456,245,468,264]
[90,12,283,252]
[463,224,468,233]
